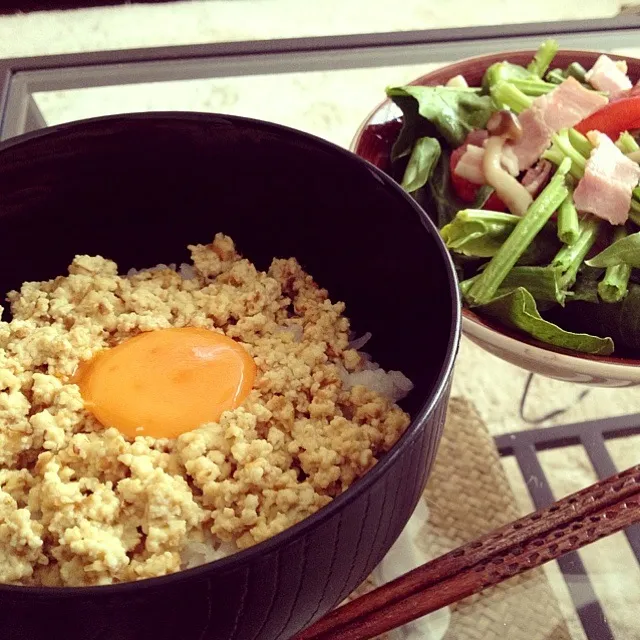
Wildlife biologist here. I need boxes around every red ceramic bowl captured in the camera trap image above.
[351,49,640,387]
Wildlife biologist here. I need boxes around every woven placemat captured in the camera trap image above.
[345,396,572,640]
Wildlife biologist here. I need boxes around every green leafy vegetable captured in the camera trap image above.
[599,265,631,303]
[570,267,603,303]
[549,129,587,175]
[586,231,640,268]
[441,208,560,264]
[482,61,532,92]
[553,216,601,289]
[557,191,580,246]
[617,131,640,154]
[510,79,557,96]
[425,148,469,229]
[481,59,556,96]
[490,82,533,113]
[473,185,496,209]
[478,287,614,355]
[546,68,565,85]
[465,158,571,306]
[461,266,565,304]
[597,227,631,303]
[401,137,441,193]
[565,62,588,84]
[527,39,559,77]
[441,209,519,257]
[388,95,435,163]
[550,284,640,352]
[386,85,494,147]
[568,129,593,158]
[543,128,593,181]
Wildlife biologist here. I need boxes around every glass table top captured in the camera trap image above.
[1,9,639,639]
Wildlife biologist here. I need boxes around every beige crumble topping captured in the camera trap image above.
[0,234,410,586]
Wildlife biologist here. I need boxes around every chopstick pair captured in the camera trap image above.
[294,464,640,640]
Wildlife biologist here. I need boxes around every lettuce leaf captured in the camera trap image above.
[386,86,494,147]
[401,137,441,194]
[586,231,640,268]
[478,287,614,355]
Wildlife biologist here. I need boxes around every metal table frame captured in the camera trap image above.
[1,15,640,638]
[497,415,640,640]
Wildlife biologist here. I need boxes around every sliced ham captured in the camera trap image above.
[508,108,552,171]
[573,131,640,225]
[586,55,632,97]
[508,77,608,171]
[521,160,553,197]
[534,76,608,131]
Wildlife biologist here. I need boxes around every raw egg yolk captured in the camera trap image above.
[75,327,256,439]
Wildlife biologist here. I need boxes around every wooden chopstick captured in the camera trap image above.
[294,464,640,640]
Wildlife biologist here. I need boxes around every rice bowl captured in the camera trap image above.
[0,112,458,640]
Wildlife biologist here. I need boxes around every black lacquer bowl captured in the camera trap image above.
[0,113,460,640]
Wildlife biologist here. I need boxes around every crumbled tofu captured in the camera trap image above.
[0,233,410,585]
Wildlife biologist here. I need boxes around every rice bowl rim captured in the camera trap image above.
[0,111,461,596]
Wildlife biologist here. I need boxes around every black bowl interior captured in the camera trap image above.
[0,112,455,417]
[0,113,459,640]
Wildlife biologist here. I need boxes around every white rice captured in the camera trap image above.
[339,361,414,404]
[343,333,414,403]
[181,533,238,569]
[348,331,372,351]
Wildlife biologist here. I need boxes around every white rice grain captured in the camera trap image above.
[181,536,238,569]
[348,332,372,351]
[179,263,196,280]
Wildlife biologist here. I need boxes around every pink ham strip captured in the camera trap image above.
[585,55,632,97]
[534,77,609,130]
[508,108,551,172]
[573,132,640,225]
[509,77,608,171]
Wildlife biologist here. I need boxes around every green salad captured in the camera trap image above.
[384,40,640,356]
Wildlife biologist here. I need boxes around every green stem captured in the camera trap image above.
[461,266,563,303]
[511,78,557,96]
[546,68,565,85]
[527,39,559,77]
[552,129,587,172]
[617,131,640,154]
[568,129,593,158]
[542,149,584,181]
[552,216,601,289]
[565,62,588,83]
[557,191,580,245]
[465,157,571,306]
[598,227,632,302]
[490,82,533,114]
[543,129,589,180]
[454,209,521,225]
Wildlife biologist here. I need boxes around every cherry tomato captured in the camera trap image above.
[449,144,507,211]
[575,96,640,140]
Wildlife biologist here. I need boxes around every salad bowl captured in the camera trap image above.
[352,48,640,387]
